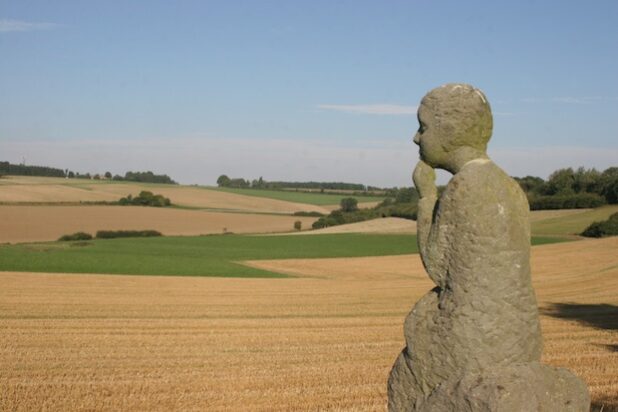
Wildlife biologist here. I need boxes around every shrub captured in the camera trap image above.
[311,218,327,229]
[118,191,171,207]
[58,232,93,241]
[293,211,324,217]
[381,203,418,220]
[340,197,358,212]
[294,221,302,231]
[581,212,618,238]
[95,230,162,239]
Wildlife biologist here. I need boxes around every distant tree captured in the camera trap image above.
[294,221,302,231]
[104,171,112,179]
[229,178,250,188]
[124,171,176,184]
[58,232,93,241]
[600,167,618,204]
[93,174,101,180]
[217,174,231,187]
[514,176,545,194]
[395,187,419,204]
[572,167,601,194]
[544,168,575,195]
[251,176,266,189]
[340,197,358,212]
[68,171,75,178]
[0,160,66,178]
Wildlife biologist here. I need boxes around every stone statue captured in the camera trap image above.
[387,84,590,411]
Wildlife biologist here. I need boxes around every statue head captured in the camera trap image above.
[413,83,493,173]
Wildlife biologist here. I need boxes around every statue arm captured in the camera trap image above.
[413,162,447,286]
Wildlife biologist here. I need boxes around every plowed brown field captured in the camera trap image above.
[0,205,317,243]
[1,238,616,411]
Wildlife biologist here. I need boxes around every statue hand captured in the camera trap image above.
[413,161,437,198]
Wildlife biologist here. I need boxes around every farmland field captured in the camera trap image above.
[279,217,417,235]
[0,237,616,411]
[0,234,568,278]
[531,204,618,236]
[0,176,331,214]
[1,174,617,411]
[0,205,319,243]
[0,176,385,212]
[0,234,419,277]
[212,186,384,206]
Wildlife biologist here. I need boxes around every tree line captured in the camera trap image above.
[0,161,66,178]
[514,166,618,209]
[308,166,618,230]
[1,161,176,184]
[216,175,369,191]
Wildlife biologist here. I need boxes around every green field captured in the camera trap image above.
[528,236,574,246]
[531,205,618,236]
[209,186,384,206]
[0,234,570,278]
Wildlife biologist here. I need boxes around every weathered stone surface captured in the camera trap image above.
[387,84,590,411]
[419,363,590,412]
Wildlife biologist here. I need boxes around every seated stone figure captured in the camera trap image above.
[387,84,589,411]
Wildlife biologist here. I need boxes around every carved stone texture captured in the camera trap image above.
[388,84,589,411]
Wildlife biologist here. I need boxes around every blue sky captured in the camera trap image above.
[1,0,617,186]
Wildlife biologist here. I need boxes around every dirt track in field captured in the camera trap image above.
[0,176,330,214]
[0,238,616,411]
[0,205,317,243]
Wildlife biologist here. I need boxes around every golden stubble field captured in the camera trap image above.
[1,237,616,411]
[0,205,318,243]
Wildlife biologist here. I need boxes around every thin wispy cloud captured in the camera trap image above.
[0,19,61,33]
[317,104,418,115]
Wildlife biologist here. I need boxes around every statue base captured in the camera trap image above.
[389,361,590,412]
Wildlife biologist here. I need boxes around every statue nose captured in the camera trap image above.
[413,133,420,145]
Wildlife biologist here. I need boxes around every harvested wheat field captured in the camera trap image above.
[0,205,317,243]
[0,180,119,203]
[0,176,329,214]
[85,184,330,214]
[0,237,616,411]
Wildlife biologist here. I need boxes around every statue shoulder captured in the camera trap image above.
[446,160,529,210]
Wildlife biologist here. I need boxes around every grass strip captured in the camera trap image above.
[0,234,418,278]
[0,234,572,278]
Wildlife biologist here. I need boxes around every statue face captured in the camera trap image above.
[413,104,449,169]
